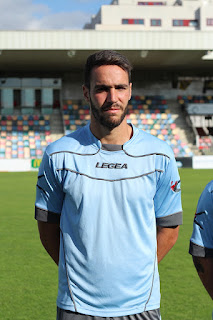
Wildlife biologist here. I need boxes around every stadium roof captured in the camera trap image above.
[0,30,213,74]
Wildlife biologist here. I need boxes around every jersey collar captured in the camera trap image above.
[85,122,140,151]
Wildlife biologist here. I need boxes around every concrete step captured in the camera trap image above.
[50,111,64,135]
[167,99,197,154]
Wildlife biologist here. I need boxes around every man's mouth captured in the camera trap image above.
[102,105,121,112]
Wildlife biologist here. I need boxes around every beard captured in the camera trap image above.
[90,99,129,130]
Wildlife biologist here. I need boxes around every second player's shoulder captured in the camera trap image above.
[203,180,213,194]
[198,180,213,207]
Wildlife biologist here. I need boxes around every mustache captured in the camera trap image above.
[101,103,121,111]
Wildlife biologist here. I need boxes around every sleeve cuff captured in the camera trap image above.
[189,241,213,258]
[35,206,61,223]
[156,211,183,227]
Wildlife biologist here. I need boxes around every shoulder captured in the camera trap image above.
[141,129,173,156]
[45,125,95,156]
[128,126,174,159]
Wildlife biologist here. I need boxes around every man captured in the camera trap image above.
[189,180,213,300]
[35,50,182,320]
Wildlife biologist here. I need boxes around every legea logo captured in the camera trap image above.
[96,162,128,169]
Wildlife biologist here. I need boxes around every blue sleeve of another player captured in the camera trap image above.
[189,181,213,257]
[35,150,64,223]
[154,154,182,227]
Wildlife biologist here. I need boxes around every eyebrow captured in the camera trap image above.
[94,84,129,90]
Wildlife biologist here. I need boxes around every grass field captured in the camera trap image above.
[0,169,212,320]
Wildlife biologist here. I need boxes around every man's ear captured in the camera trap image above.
[82,85,90,103]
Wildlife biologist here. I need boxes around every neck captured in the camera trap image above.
[90,118,133,145]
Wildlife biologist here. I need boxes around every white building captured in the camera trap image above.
[84,0,213,31]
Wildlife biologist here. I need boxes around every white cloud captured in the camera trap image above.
[29,11,91,30]
[0,0,92,30]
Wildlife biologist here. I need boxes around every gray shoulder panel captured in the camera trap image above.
[189,241,213,258]
[156,211,183,227]
[35,206,61,223]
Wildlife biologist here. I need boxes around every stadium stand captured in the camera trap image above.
[0,78,62,159]
[62,95,193,158]
[0,114,52,159]
[178,95,213,104]
[178,95,213,154]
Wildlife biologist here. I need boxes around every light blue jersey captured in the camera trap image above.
[190,180,213,257]
[35,123,182,317]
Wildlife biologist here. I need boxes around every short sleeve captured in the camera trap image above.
[35,150,64,223]
[189,181,213,257]
[154,154,182,227]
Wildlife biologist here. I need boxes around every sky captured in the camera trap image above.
[0,0,111,30]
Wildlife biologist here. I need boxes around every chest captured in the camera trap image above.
[61,152,161,209]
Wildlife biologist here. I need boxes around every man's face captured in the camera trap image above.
[83,65,132,130]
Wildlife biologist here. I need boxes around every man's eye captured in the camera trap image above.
[116,86,126,90]
[95,87,107,93]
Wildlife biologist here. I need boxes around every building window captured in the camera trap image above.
[173,20,183,26]
[173,19,198,27]
[189,20,198,27]
[207,18,213,26]
[138,2,164,5]
[151,19,161,26]
[14,89,21,107]
[122,19,144,25]
[122,19,129,24]
[135,19,145,24]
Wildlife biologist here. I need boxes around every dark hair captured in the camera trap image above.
[84,50,132,88]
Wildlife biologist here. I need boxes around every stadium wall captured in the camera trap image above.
[132,80,204,99]
[0,156,213,171]
[193,156,213,169]
[62,77,206,100]
[63,73,84,100]
[0,159,32,172]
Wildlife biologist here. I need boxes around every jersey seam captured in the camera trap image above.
[56,168,164,182]
[49,149,100,157]
[123,150,171,159]
[49,150,171,159]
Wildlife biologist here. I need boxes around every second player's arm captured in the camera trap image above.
[37,220,60,265]
[157,225,179,263]
[192,256,213,299]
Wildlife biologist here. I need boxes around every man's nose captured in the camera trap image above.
[106,88,117,103]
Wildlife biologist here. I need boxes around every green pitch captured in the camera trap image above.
[0,169,212,320]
